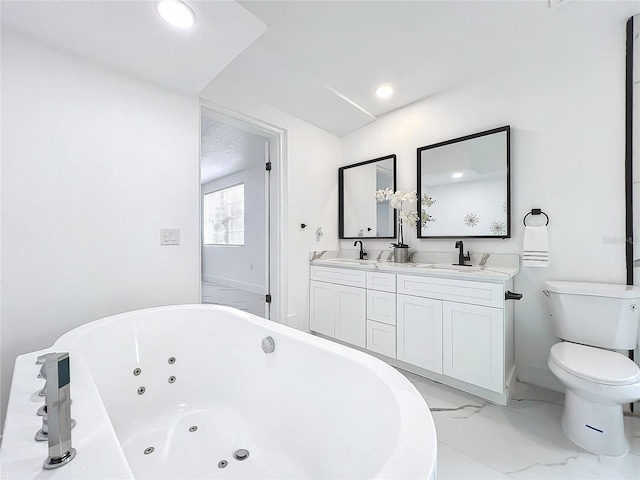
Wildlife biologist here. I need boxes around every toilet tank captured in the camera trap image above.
[544,281,640,350]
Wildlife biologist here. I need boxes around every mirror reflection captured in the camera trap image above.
[339,154,396,239]
[418,126,510,238]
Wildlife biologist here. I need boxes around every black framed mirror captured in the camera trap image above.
[339,154,397,239]
[624,14,638,412]
[626,15,637,286]
[417,126,511,238]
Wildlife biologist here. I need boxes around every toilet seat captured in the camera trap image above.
[549,342,640,386]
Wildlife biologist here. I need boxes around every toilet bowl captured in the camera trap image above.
[548,342,640,457]
[543,280,640,457]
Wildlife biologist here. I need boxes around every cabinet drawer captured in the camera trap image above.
[310,266,366,288]
[367,271,396,292]
[397,274,504,308]
[367,320,396,358]
[367,290,396,325]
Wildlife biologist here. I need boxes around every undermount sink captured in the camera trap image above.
[322,258,375,266]
[422,264,485,272]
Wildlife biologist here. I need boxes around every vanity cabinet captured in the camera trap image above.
[309,262,516,404]
[309,266,366,348]
[396,274,506,393]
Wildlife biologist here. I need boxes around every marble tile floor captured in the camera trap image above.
[397,369,640,480]
[201,280,267,317]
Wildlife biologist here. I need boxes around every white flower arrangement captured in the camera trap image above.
[376,189,436,247]
[420,193,436,226]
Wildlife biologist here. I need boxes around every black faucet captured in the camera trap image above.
[454,241,471,266]
[354,240,367,260]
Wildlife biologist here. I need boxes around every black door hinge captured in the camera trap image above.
[266,294,272,303]
[265,162,272,171]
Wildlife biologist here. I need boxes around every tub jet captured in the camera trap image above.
[143,447,154,455]
[218,460,228,468]
[188,426,197,432]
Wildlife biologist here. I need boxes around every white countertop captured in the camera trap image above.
[310,251,519,282]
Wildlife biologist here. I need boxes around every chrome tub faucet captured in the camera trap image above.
[41,352,76,469]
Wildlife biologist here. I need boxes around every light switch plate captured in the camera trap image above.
[160,228,180,245]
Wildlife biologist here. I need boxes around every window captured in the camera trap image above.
[203,183,244,245]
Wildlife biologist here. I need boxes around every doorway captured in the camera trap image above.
[200,106,284,321]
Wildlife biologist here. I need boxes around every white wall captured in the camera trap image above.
[199,85,342,331]
[202,165,266,293]
[340,20,628,391]
[1,31,201,425]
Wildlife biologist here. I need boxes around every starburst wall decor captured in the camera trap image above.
[464,213,479,227]
[490,221,506,235]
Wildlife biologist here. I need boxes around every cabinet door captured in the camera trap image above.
[335,285,366,348]
[442,302,504,393]
[309,280,335,337]
[396,294,443,373]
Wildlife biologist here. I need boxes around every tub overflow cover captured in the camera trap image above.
[234,449,250,461]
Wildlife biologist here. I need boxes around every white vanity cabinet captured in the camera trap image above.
[309,266,366,348]
[397,274,508,394]
[309,260,517,405]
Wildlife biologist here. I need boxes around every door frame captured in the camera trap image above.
[199,100,288,323]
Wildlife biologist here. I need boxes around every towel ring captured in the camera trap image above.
[523,209,549,226]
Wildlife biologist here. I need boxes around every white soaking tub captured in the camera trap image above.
[1,304,437,479]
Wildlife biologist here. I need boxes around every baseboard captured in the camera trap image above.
[516,362,565,393]
[202,274,264,295]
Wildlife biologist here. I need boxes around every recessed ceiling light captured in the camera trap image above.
[452,172,463,179]
[156,0,196,29]
[375,85,394,98]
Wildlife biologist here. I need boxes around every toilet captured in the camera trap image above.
[544,280,640,457]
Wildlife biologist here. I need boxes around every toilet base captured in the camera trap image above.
[561,389,628,457]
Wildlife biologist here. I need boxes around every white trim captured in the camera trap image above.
[264,140,271,318]
[202,274,264,295]
[199,100,288,324]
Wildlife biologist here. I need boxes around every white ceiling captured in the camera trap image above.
[200,116,268,184]
[1,0,267,96]
[203,0,639,136]
[2,1,638,140]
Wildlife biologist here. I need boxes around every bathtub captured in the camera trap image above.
[1,304,437,479]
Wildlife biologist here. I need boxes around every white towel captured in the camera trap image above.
[523,225,549,267]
